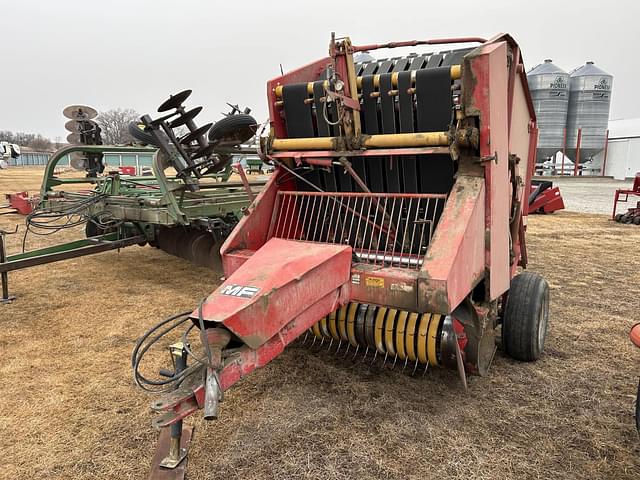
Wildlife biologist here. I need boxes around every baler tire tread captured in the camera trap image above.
[502,271,549,362]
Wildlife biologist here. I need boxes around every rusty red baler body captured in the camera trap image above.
[151,33,538,430]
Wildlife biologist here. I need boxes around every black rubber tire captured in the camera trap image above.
[128,121,161,146]
[633,216,640,225]
[208,114,256,145]
[614,213,624,222]
[502,271,550,361]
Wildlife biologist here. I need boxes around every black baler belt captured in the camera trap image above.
[380,73,401,193]
[282,83,315,138]
[416,66,451,132]
[410,55,427,70]
[378,60,394,74]
[398,71,418,193]
[361,75,384,192]
[362,62,378,76]
[426,54,443,68]
[313,81,331,137]
[392,58,410,72]
[282,83,321,191]
[415,67,454,195]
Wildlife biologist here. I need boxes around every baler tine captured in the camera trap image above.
[136,32,550,477]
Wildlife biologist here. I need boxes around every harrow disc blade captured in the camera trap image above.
[191,232,215,267]
[157,227,180,257]
[174,229,193,260]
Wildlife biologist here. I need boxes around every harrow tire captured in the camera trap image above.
[208,114,256,145]
[128,121,161,147]
[502,271,550,362]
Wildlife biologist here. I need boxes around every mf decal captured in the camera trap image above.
[219,284,260,298]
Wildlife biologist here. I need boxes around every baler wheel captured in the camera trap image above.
[614,213,624,222]
[502,272,550,362]
[633,216,640,225]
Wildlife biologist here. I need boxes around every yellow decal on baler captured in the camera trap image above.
[365,276,385,288]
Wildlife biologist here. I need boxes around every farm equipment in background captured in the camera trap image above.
[133,32,551,479]
[612,173,640,225]
[0,141,20,169]
[0,192,38,216]
[528,179,565,214]
[0,95,264,303]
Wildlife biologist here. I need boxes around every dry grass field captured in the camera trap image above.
[0,167,639,479]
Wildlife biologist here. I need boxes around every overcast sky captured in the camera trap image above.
[1,0,638,140]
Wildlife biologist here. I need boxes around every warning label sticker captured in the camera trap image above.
[365,276,385,288]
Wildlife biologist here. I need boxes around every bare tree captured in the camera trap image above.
[96,108,140,145]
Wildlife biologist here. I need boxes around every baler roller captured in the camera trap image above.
[272,65,461,98]
[309,303,444,367]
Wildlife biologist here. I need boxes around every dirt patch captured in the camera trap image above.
[0,167,639,479]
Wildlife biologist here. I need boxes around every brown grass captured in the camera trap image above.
[0,168,639,479]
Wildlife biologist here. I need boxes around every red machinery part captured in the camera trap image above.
[612,172,640,221]
[630,323,640,348]
[528,184,565,214]
[2,192,36,216]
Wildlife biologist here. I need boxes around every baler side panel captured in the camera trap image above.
[468,42,511,300]
[220,170,283,276]
[419,176,485,313]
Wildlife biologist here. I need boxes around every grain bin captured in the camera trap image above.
[565,61,613,164]
[527,59,570,163]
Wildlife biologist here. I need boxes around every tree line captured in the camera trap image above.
[0,108,141,152]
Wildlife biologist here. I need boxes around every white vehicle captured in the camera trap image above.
[0,141,20,169]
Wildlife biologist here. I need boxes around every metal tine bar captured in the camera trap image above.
[329,196,340,243]
[339,196,351,244]
[366,195,382,263]
[384,196,397,267]
[422,360,429,376]
[382,352,389,367]
[320,194,332,242]
[309,195,320,241]
[334,340,343,355]
[276,193,288,238]
[346,197,358,247]
[402,357,409,372]
[408,199,420,269]
[311,195,323,242]
[411,358,420,376]
[399,197,412,268]
[281,191,447,199]
[429,197,439,243]
[391,354,398,369]
[274,193,286,238]
[299,194,312,240]
[370,350,378,365]
[284,194,298,239]
[351,344,360,361]
[362,347,369,361]
[353,197,366,254]
[301,331,309,346]
[327,338,334,352]
[310,336,317,347]
[343,343,351,358]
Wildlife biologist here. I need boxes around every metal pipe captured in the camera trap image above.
[273,66,461,98]
[203,367,220,420]
[351,37,487,52]
[271,132,448,151]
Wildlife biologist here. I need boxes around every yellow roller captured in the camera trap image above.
[394,310,409,361]
[384,308,398,356]
[273,65,461,97]
[417,313,432,364]
[427,313,442,366]
[271,131,449,151]
[327,311,339,341]
[374,306,388,354]
[346,302,359,347]
[311,321,323,340]
[337,305,349,341]
[405,312,419,362]
[319,317,330,339]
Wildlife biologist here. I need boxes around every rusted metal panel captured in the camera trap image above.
[197,237,352,349]
[418,176,485,313]
[468,41,511,300]
[220,170,281,277]
[349,264,419,312]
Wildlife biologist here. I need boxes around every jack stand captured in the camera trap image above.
[0,228,17,304]
[148,343,193,480]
